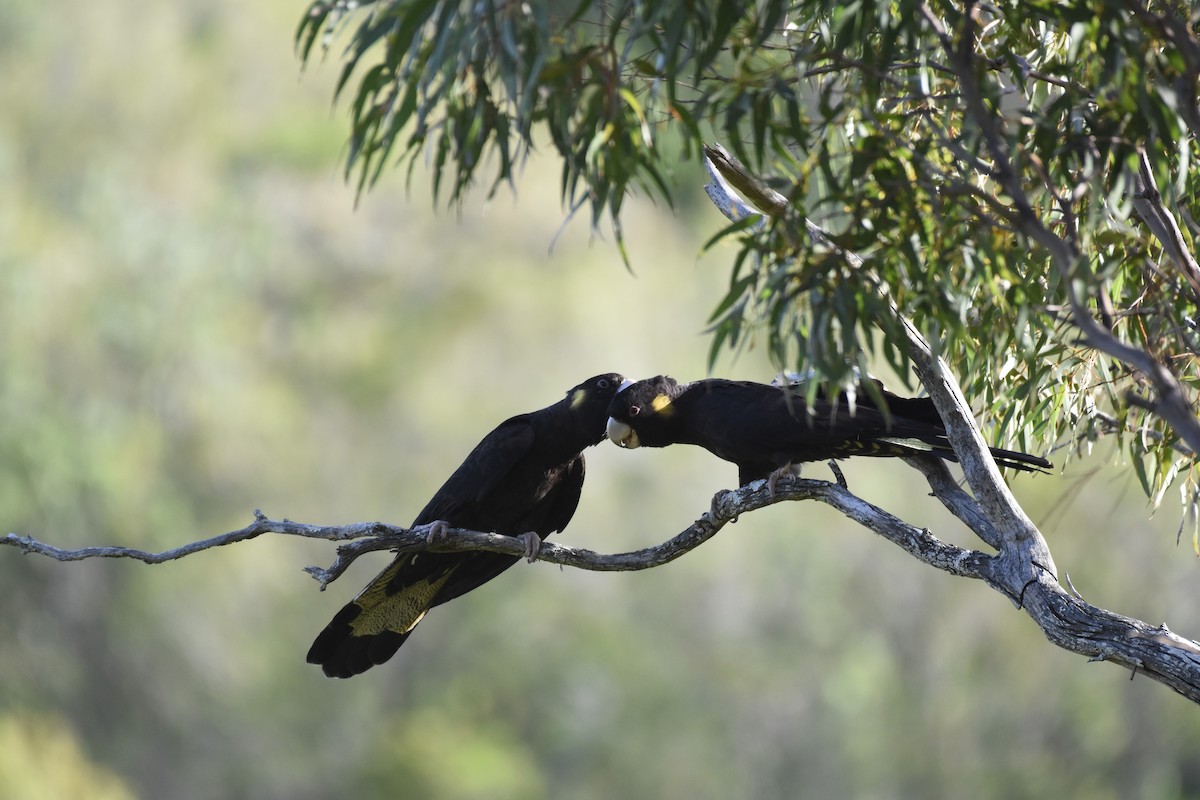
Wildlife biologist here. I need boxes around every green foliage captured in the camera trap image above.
[296,0,727,252]
[303,0,1200,517]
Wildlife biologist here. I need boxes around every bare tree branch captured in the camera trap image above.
[7,471,1200,699]
[0,511,376,565]
[0,478,984,582]
[0,477,989,584]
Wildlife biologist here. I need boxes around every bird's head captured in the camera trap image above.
[604,375,682,449]
[567,373,630,433]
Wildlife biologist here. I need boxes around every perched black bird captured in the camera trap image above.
[605,375,1051,486]
[308,373,626,678]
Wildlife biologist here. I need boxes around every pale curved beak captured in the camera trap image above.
[606,417,640,448]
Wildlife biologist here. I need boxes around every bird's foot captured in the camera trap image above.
[518,531,542,563]
[767,463,801,499]
[709,489,735,522]
[827,459,848,489]
[425,520,450,544]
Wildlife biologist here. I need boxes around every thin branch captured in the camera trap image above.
[1129,147,1200,303]
[0,511,384,565]
[801,57,956,81]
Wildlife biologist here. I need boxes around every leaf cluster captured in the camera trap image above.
[297,0,761,254]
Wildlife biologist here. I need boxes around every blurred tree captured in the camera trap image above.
[0,712,136,800]
[292,0,1200,702]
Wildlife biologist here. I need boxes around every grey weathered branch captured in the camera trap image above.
[0,479,987,586]
[701,139,1200,703]
[1,511,379,567]
[7,469,1200,699]
[901,454,1002,549]
[0,479,981,585]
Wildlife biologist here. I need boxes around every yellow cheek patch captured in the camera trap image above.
[650,393,674,416]
[571,388,587,409]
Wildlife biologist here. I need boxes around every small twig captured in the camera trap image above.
[827,460,848,489]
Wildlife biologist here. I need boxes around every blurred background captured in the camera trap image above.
[2,2,1199,798]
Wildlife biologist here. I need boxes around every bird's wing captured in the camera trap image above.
[697,381,916,461]
[306,418,538,677]
[413,416,537,526]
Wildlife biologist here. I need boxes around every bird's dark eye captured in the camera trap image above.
[597,379,610,389]
[629,405,641,417]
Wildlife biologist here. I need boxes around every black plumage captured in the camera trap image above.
[307,373,626,678]
[605,375,1051,486]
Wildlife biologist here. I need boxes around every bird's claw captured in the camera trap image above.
[519,531,542,563]
[709,489,734,522]
[766,463,801,499]
[425,520,450,544]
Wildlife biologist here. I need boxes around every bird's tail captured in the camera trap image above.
[306,556,453,678]
[985,445,1053,473]
[880,436,1052,473]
